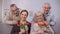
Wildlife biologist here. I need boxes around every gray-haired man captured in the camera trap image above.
[42,3,56,34]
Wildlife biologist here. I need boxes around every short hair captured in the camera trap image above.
[10,4,16,7]
[20,10,28,16]
[43,3,51,8]
[33,11,43,22]
[43,3,50,6]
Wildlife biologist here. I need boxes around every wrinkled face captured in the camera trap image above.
[11,5,17,11]
[20,12,28,21]
[35,12,43,22]
[43,4,51,14]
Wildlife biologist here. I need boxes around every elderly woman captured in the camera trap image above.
[11,10,31,34]
[30,11,52,34]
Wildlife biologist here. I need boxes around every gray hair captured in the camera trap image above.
[32,11,43,22]
[43,2,51,8]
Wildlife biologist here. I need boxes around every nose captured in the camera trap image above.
[23,15,26,18]
[46,9,48,10]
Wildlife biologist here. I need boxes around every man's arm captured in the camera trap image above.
[4,11,18,25]
[50,15,56,26]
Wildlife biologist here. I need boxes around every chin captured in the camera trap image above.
[38,20,42,22]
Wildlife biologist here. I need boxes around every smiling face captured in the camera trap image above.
[10,4,17,11]
[43,3,51,14]
[20,10,28,21]
[35,12,43,22]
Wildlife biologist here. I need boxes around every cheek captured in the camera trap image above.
[36,17,40,20]
[20,15,22,18]
[44,8,46,10]
[48,9,50,11]
[21,15,27,19]
[20,15,23,18]
[12,8,15,10]
[40,16,43,19]
[38,16,43,20]
[44,8,48,11]
[14,7,17,10]
[25,16,27,18]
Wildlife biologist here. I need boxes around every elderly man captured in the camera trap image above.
[3,4,21,34]
[5,4,21,25]
[42,3,56,34]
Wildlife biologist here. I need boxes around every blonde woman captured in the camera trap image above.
[30,11,52,34]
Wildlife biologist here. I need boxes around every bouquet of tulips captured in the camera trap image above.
[38,22,49,28]
[17,21,29,29]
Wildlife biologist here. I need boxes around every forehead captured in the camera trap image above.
[35,12,42,16]
[21,12,27,14]
[43,4,51,8]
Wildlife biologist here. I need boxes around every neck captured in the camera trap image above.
[44,12,48,15]
[20,20,26,22]
[44,12,49,17]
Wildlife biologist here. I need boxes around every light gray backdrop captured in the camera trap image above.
[1,0,60,34]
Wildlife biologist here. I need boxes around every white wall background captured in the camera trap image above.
[2,0,60,34]
[0,0,2,34]
[0,0,2,22]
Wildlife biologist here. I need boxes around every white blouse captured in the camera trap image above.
[30,23,54,34]
[30,23,41,34]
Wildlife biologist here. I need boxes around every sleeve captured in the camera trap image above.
[10,25,20,34]
[30,23,42,34]
[50,15,56,26]
[47,25,55,34]
[4,11,13,25]
[31,23,40,32]
[30,23,35,34]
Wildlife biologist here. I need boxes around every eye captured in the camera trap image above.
[25,15,27,16]
[36,16,39,17]
[21,14,24,15]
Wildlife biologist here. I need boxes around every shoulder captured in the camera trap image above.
[26,21,31,27]
[49,13,54,18]
[18,8,22,12]
[6,10,12,16]
[7,10,12,14]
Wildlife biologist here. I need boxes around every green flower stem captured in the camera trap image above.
[20,24,26,29]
